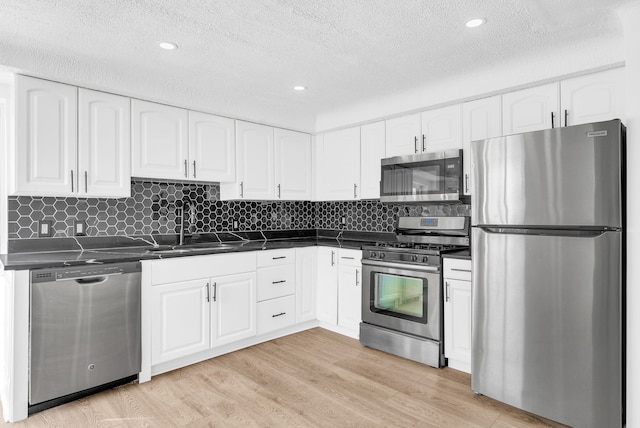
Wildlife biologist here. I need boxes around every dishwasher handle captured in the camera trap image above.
[75,276,110,285]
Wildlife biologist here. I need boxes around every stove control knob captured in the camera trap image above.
[411,255,418,262]
[422,256,429,263]
[379,252,386,259]
[370,251,378,259]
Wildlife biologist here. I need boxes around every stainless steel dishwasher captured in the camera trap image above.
[29,262,141,412]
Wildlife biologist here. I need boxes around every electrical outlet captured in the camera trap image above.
[233,220,239,230]
[38,220,52,237]
[341,217,347,225]
[74,220,86,236]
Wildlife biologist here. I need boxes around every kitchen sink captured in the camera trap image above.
[147,243,236,254]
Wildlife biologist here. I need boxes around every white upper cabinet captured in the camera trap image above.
[462,96,502,196]
[560,67,626,126]
[502,82,560,135]
[359,121,386,200]
[315,127,361,201]
[188,111,235,182]
[275,128,312,200]
[385,113,421,157]
[13,76,130,198]
[14,76,78,196]
[420,104,463,152]
[78,89,131,197]
[132,99,189,181]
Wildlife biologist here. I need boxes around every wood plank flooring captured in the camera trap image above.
[1,328,565,427]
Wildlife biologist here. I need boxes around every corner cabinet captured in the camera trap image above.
[315,127,361,201]
[275,129,312,200]
[360,121,386,199]
[13,76,131,197]
[443,257,472,373]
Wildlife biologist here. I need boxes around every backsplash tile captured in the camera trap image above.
[7,180,471,242]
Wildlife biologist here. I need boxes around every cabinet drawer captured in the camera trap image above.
[257,295,295,335]
[338,249,362,267]
[257,265,295,301]
[257,248,296,267]
[443,258,472,281]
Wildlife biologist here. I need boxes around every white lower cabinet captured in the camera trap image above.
[316,246,362,338]
[295,247,317,323]
[256,249,296,335]
[257,295,296,335]
[211,272,257,347]
[443,257,472,373]
[151,278,210,364]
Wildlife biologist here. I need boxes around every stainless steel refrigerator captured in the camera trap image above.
[471,119,624,428]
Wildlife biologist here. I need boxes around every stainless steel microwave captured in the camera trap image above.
[380,149,463,203]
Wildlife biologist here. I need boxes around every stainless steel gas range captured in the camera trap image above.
[359,216,470,368]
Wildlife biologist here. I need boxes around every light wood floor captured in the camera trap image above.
[1,328,565,427]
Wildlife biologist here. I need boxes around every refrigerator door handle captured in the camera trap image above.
[476,226,617,238]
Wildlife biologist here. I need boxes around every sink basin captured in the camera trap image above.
[147,243,236,254]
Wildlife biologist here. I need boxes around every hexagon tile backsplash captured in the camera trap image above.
[7,180,470,240]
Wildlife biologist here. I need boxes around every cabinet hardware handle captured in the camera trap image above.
[272,312,286,318]
[71,170,74,192]
[422,135,426,152]
[445,281,450,302]
[272,256,286,260]
[193,160,197,178]
[84,171,88,193]
[465,174,469,193]
[354,183,357,199]
[205,282,210,302]
[414,136,418,153]
[451,268,472,273]
[277,184,281,199]
[341,256,355,260]
[355,269,359,286]
[551,112,555,128]
[184,160,188,178]
[240,181,244,198]
[272,280,286,284]
[212,282,217,302]
[331,251,335,266]
[564,109,568,127]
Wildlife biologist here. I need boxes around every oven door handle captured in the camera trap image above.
[361,259,441,273]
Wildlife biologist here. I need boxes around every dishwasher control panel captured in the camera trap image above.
[31,262,141,283]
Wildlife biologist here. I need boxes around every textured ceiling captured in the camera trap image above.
[0,0,635,131]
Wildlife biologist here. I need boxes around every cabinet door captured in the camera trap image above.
[151,279,210,365]
[316,127,360,200]
[78,89,131,197]
[131,99,189,180]
[385,113,421,157]
[502,83,559,135]
[316,247,338,324]
[560,68,626,126]
[337,264,362,335]
[420,104,463,152]
[444,278,472,373]
[188,111,235,182]
[462,96,502,196]
[274,128,312,200]
[295,247,317,323]
[235,121,275,200]
[360,121,386,199]
[14,75,77,196]
[211,272,256,347]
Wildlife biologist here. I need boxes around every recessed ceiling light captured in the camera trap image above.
[465,18,486,28]
[293,85,307,91]
[159,41,178,50]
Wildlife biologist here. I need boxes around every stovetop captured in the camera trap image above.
[372,241,466,253]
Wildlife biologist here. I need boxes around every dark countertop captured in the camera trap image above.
[0,236,380,271]
[442,249,471,260]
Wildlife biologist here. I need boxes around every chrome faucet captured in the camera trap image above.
[178,202,189,246]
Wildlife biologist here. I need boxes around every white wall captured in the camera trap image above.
[315,37,624,132]
[619,3,640,427]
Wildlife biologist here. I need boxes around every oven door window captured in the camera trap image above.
[372,273,428,323]
[380,159,445,197]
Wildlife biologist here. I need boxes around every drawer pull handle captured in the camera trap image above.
[272,256,286,260]
[451,268,472,273]
[272,280,287,284]
[272,312,286,318]
[341,256,355,260]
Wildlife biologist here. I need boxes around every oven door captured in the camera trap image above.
[380,150,462,203]
[361,259,442,340]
